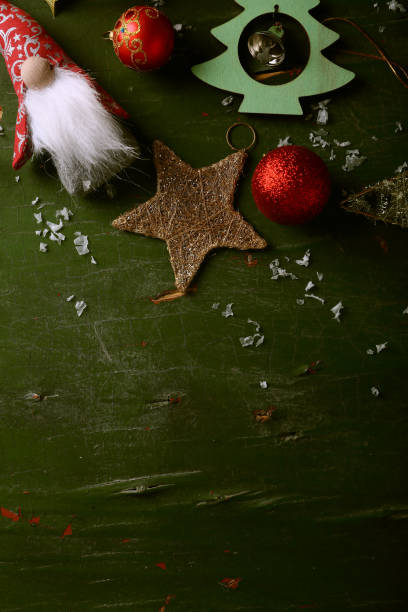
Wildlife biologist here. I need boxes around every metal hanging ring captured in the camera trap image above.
[226,122,257,152]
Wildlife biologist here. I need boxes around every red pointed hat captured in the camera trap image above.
[0,1,129,170]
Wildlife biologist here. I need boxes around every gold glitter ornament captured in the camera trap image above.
[112,141,267,294]
[43,0,59,16]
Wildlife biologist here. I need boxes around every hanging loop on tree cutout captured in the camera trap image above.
[226,122,257,152]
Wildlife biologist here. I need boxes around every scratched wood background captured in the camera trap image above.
[1,1,407,610]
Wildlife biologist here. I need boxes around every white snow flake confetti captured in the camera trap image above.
[296,249,311,267]
[42,229,49,238]
[248,319,261,332]
[66,295,75,302]
[376,342,388,353]
[47,220,65,244]
[212,303,220,310]
[259,381,268,389]
[222,303,234,318]
[367,342,388,355]
[296,299,305,305]
[49,231,65,244]
[387,0,406,12]
[33,212,43,224]
[333,139,351,148]
[31,196,39,205]
[342,149,367,172]
[173,23,183,31]
[395,161,407,173]
[239,319,264,348]
[35,230,41,236]
[240,334,264,348]
[47,219,63,233]
[403,305,408,314]
[395,121,403,133]
[269,258,298,280]
[371,386,380,397]
[75,300,87,317]
[317,272,324,281]
[305,281,315,292]
[15,175,20,183]
[90,256,97,265]
[74,233,89,256]
[39,242,47,253]
[314,99,330,125]
[221,95,234,106]
[305,293,325,304]
[278,136,292,147]
[309,129,329,149]
[331,301,343,322]
[56,207,73,221]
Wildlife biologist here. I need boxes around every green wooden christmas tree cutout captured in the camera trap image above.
[191,0,355,115]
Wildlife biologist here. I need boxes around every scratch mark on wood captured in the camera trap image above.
[74,470,202,492]
[94,323,112,362]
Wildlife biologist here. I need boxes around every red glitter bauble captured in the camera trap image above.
[251,145,331,225]
[111,6,174,72]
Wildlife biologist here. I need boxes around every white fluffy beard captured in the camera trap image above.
[24,67,139,194]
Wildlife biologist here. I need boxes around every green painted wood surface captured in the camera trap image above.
[1,1,407,610]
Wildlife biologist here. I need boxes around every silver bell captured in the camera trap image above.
[247,28,285,68]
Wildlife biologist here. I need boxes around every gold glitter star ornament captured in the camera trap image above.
[112,141,267,293]
[43,0,59,16]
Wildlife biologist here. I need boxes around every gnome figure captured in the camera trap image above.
[0,1,138,194]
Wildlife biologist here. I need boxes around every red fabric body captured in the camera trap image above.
[0,1,129,169]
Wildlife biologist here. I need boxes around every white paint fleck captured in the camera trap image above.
[259,380,268,389]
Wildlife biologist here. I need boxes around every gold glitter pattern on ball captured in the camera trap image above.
[112,141,267,291]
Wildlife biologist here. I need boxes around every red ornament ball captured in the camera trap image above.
[251,145,331,225]
[111,6,174,72]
